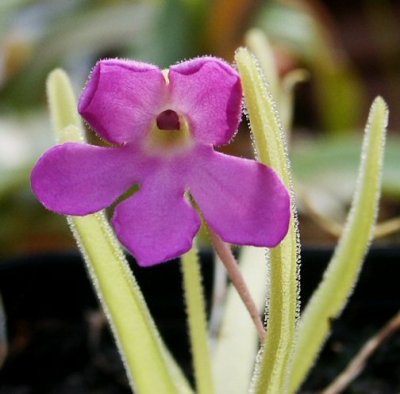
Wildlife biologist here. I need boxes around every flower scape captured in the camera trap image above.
[31,57,290,266]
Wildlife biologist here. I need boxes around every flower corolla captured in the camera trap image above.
[31,57,290,266]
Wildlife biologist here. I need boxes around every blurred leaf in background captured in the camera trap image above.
[254,0,365,135]
[0,0,400,258]
[0,0,159,108]
[0,114,72,257]
[0,0,212,257]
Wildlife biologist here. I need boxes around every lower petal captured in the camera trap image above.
[31,143,152,215]
[188,149,290,247]
[112,179,201,267]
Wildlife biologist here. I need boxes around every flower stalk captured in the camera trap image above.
[212,246,269,394]
[209,229,266,342]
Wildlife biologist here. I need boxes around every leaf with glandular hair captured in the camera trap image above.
[46,69,192,394]
[289,97,388,393]
[235,47,300,394]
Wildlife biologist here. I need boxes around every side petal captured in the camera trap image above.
[79,59,166,145]
[31,143,153,215]
[112,178,201,267]
[168,57,242,146]
[188,149,290,247]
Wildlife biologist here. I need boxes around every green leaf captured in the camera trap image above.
[256,1,365,134]
[245,29,279,99]
[244,28,308,134]
[68,213,190,394]
[289,97,388,393]
[181,241,215,394]
[235,47,300,394]
[46,69,192,394]
[2,3,157,108]
[291,135,400,199]
[46,70,83,133]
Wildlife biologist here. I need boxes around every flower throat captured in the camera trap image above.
[156,109,180,130]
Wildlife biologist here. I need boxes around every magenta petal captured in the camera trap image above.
[31,143,151,215]
[168,57,242,146]
[112,179,201,267]
[79,59,166,145]
[189,149,291,247]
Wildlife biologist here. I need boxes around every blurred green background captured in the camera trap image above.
[0,0,399,258]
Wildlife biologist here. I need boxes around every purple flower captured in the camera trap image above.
[31,57,290,266]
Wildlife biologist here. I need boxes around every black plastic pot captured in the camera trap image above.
[0,251,214,393]
[300,246,400,393]
[0,247,398,393]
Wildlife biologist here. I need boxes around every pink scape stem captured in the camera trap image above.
[209,228,266,342]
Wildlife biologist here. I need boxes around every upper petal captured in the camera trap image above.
[112,172,201,267]
[31,143,155,215]
[79,59,166,145]
[188,148,290,247]
[168,57,242,146]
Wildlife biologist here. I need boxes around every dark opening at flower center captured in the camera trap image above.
[156,109,181,130]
